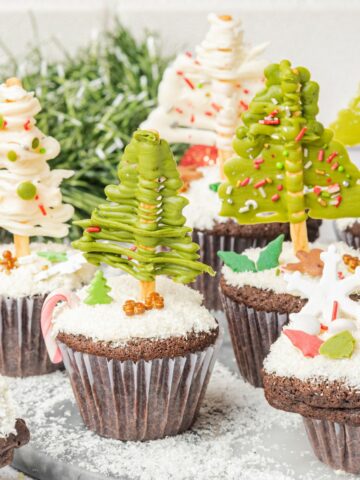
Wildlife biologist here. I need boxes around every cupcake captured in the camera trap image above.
[0,78,94,376]
[0,376,30,468]
[217,60,360,387]
[264,245,360,474]
[41,130,220,441]
[335,218,360,249]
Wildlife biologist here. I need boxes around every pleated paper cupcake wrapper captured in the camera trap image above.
[220,290,289,388]
[333,221,360,249]
[191,230,269,311]
[59,331,222,441]
[303,417,360,474]
[0,294,63,377]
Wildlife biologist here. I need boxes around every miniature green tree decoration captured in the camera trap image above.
[218,60,360,253]
[330,87,360,146]
[73,130,214,300]
[84,271,113,305]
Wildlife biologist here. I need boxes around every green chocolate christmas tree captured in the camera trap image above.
[73,130,214,301]
[218,60,360,252]
[330,87,360,146]
[84,271,113,305]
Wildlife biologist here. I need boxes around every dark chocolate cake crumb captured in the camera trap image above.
[220,276,306,314]
[57,327,219,362]
[263,372,360,426]
[0,418,30,468]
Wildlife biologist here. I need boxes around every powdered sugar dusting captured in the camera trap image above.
[0,242,95,297]
[0,376,16,437]
[53,275,217,344]
[9,363,340,480]
[183,165,226,230]
[222,241,360,297]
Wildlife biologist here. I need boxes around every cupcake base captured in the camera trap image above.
[59,331,222,441]
[334,222,360,249]
[303,417,360,474]
[0,419,30,468]
[0,294,63,377]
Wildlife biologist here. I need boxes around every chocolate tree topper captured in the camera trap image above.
[73,130,214,300]
[218,60,360,252]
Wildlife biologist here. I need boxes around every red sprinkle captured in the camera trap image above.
[184,77,195,90]
[176,70,183,76]
[277,184,284,191]
[24,120,31,131]
[254,179,267,188]
[313,186,322,196]
[335,195,342,207]
[86,226,101,233]
[331,301,339,321]
[39,204,47,216]
[318,149,325,162]
[175,108,183,114]
[254,158,264,165]
[320,324,328,331]
[271,194,280,202]
[185,51,192,58]
[205,111,213,117]
[190,114,195,123]
[269,109,279,117]
[331,161,339,171]
[239,100,249,110]
[338,271,345,280]
[295,127,307,142]
[211,102,221,112]
[259,118,280,125]
[243,88,250,94]
[240,177,250,187]
[326,152,338,163]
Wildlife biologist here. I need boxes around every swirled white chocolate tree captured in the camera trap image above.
[142,13,267,174]
[0,78,74,256]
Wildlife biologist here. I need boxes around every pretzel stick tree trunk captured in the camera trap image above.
[5,77,31,257]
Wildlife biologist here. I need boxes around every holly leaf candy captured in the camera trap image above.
[37,251,68,263]
[319,330,356,359]
[256,234,284,272]
[209,182,221,193]
[217,251,256,273]
[284,329,324,357]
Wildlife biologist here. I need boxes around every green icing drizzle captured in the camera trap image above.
[218,59,360,224]
[73,130,215,283]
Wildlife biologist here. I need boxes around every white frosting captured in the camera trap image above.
[0,376,16,437]
[183,165,225,230]
[0,242,95,297]
[336,217,359,231]
[53,275,217,346]
[141,13,267,150]
[222,241,360,298]
[0,83,74,237]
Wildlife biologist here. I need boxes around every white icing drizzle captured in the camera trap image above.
[0,376,16,437]
[52,275,217,345]
[141,13,267,151]
[0,83,74,237]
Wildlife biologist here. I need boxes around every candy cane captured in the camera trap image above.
[41,289,79,364]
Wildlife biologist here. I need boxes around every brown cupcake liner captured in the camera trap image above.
[58,331,222,441]
[0,294,63,377]
[220,290,289,388]
[0,419,30,468]
[191,230,269,311]
[303,416,360,474]
[333,221,360,249]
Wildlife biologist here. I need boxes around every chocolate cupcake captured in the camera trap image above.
[264,245,360,474]
[43,275,221,441]
[0,243,94,377]
[183,165,321,311]
[335,218,360,249]
[0,377,30,468]
[219,240,357,387]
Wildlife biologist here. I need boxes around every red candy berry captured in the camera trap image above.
[180,145,218,168]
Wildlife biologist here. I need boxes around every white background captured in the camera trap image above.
[0,0,358,123]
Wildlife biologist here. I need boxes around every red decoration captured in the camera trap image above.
[39,204,47,216]
[24,120,31,131]
[284,329,324,357]
[326,152,338,164]
[86,226,101,233]
[179,145,218,168]
[318,149,325,162]
[295,127,307,142]
[331,300,339,321]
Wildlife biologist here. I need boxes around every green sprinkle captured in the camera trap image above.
[276,162,284,170]
[275,268,281,276]
[338,165,344,172]
[0,116,5,129]
[282,150,289,157]
[7,150,17,162]
[209,182,221,192]
[37,251,68,263]
[17,181,37,200]
[39,147,46,154]
[32,137,40,149]
[197,83,204,89]
[321,191,330,198]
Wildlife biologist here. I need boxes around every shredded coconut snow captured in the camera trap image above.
[336,218,359,231]
[183,165,226,230]
[53,274,218,344]
[0,242,95,297]
[222,241,360,297]
[0,376,16,437]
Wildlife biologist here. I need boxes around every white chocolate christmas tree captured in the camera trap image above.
[142,13,267,163]
[0,78,74,256]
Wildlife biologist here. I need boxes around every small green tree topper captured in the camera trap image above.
[84,270,113,305]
